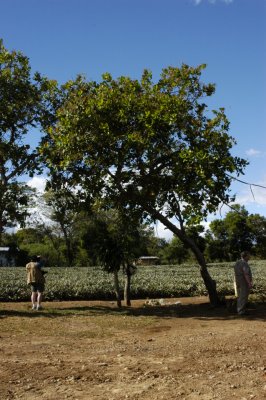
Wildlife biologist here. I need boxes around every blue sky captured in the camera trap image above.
[1,0,266,239]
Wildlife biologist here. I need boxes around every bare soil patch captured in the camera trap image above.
[0,297,265,400]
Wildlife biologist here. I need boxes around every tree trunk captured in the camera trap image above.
[199,265,219,307]
[184,237,220,307]
[113,270,122,308]
[124,265,132,306]
[144,206,221,307]
[61,224,73,267]
[0,215,4,245]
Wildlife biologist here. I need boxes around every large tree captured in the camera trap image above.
[0,40,56,241]
[42,64,247,306]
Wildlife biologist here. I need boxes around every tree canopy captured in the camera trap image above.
[43,65,247,227]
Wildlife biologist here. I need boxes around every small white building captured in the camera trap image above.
[0,247,15,267]
[137,256,160,266]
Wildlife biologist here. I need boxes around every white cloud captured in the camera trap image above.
[194,0,233,5]
[27,176,47,193]
[246,148,263,157]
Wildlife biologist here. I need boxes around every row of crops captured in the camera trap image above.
[0,261,265,302]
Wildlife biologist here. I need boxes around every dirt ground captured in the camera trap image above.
[0,297,265,400]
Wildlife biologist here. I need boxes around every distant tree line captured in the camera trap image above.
[2,201,266,268]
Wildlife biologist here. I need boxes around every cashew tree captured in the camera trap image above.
[42,64,247,306]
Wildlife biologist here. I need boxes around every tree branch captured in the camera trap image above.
[226,173,266,190]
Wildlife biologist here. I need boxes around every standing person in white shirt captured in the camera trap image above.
[234,251,253,315]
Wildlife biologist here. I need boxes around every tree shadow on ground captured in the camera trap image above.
[0,300,265,322]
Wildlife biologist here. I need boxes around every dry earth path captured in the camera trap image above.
[0,297,265,400]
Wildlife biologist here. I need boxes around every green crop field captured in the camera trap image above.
[0,261,265,302]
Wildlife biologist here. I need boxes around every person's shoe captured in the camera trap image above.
[32,305,37,310]
[36,305,43,310]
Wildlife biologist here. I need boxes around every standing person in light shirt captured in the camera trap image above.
[26,255,46,310]
[234,251,253,315]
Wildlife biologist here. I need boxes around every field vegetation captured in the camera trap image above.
[1,261,265,303]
